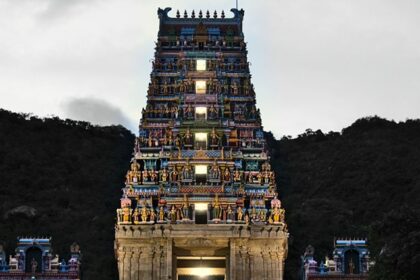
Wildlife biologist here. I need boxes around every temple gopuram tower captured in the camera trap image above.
[115,7,288,280]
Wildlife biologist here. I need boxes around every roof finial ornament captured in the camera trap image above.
[206,10,210,19]
[191,10,195,19]
[221,10,225,19]
[183,10,188,18]
[213,10,218,19]
[199,10,203,19]
[176,10,180,18]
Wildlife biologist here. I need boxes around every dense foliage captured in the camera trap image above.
[0,109,135,280]
[266,116,420,280]
[1,110,419,280]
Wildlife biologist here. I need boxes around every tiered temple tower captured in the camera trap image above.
[115,7,288,280]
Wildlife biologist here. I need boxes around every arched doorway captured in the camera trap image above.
[25,247,42,273]
[344,249,360,274]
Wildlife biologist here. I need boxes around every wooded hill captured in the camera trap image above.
[0,110,419,280]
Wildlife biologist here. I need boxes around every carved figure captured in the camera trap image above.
[159,207,165,222]
[31,258,37,273]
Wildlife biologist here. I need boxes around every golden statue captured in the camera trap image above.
[122,207,132,223]
[141,207,148,222]
[234,169,241,182]
[133,208,140,224]
[237,206,243,221]
[159,206,165,222]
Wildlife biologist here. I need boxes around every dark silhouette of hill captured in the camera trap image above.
[1,110,419,280]
[265,116,420,280]
[0,109,135,280]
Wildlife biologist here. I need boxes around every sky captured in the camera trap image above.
[0,0,419,138]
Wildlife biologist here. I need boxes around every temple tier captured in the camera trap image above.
[115,7,288,280]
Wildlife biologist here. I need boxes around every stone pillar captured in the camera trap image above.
[152,244,160,279]
[229,240,236,280]
[131,250,140,280]
[268,251,277,280]
[239,245,249,280]
[261,249,270,280]
[117,250,125,280]
[139,246,154,279]
[249,248,256,280]
[123,249,132,280]
[166,238,173,280]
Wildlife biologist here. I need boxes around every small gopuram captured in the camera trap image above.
[0,237,81,280]
[301,239,371,280]
[115,7,288,280]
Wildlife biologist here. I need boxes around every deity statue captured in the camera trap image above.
[31,258,38,273]
[257,172,263,185]
[158,206,165,222]
[182,162,192,180]
[170,206,177,223]
[142,169,149,183]
[122,207,132,223]
[131,160,140,172]
[149,208,156,223]
[161,168,168,182]
[237,206,243,221]
[148,169,156,183]
[141,207,148,222]
[250,207,258,221]
[179,81,186,93]
[162,80,169,95]
[227,205,235,222]
[148,134,153,147]
[183,128,193,146]
[348,258,355,274]
[133,208,140,224]
[184,104,193,119]
[171,169,179,182]
[210,128,219,147]
[261,160,270,170]
[234,169,241,182]
[232,81,239,95]
[209,105,218,119]
[212,195,221,220]
[210,161,221,179]
[223,168,231,182]
[181,195,189,219]
[271,206,285,224]
[264,171,270,184]
[259,209,266,222]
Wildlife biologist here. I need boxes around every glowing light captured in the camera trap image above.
[196,59,207,71]
[195,80,206,94]
[195,107,207,114]
[195,165,207,175]
[194,203,208,211]
[195,133,207,141]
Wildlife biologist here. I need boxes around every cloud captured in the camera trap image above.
[61,97,136,131]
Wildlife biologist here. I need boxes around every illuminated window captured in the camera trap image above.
[195,165,208,185]
[195,133,207,149]
[196,59,206,71]
[195,165,208,175]
[194,203,208,211]
[195,107,207,120]
[195,80,207,94]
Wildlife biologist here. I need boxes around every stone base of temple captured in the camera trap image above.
[115,224,288,280]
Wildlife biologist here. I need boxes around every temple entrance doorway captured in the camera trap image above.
[25,247,42,273]
[344,249,360,274]
[176,257,226,280]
